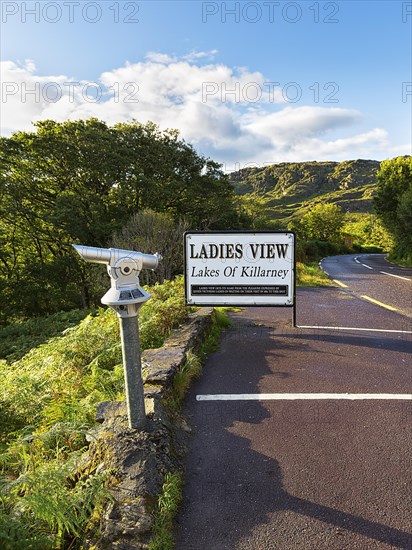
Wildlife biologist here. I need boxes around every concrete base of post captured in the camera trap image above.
[119,315,146,429]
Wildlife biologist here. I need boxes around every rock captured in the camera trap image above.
[96,401,128,424]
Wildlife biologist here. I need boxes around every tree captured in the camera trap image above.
[292,203,344,243]
[111,210,189,285]
[234,192,272,229]
[342,214,393,250]
[0,119,132,317]
[374,156,412,262]
[0,119,242,319]
[111,121,241,228]
[394,185,412,262]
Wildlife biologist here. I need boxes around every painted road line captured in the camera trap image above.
[297,325,412,334]
[333,279,348,288]
[380,271,411,282]
[360,295,398,312]
[197,393,412,401]
[354,257,360,264]
[361,263,373,270]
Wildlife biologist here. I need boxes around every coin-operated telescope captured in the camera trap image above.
[72,245,161,318]
[73,245,162,429]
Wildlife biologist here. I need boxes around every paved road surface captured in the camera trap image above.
[321,254,412,319]
[175,255,412,549]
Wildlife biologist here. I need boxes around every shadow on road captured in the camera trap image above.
[175,323,412,549]
[285,330,412,354]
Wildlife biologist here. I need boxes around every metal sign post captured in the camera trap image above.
[73,245,161,429]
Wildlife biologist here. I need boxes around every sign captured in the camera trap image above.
[344,235,354,249]
[184,231,295,306]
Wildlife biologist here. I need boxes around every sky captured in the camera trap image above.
[1,0,411,168]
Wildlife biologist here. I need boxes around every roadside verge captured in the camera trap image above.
[82,307,215,550]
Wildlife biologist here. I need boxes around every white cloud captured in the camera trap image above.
[0,55,401,163]
[145,50,218,64]
[182,50,218,62]
[145,52,177,64]
[247,106,362,142]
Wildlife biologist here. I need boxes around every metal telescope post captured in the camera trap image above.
[72,245,161,429]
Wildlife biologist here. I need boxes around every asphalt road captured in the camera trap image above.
[321,254,412,320]
[174,255,412,550]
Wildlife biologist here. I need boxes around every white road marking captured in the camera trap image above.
[354,257,360,264]
[361,263,373,270]
[297,325,412,334]
[380,271,411,282]
[197,393,412,401]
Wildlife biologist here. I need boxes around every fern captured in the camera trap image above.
[5,453,110,548]
[0,513,53,550]
[0,277,189,548]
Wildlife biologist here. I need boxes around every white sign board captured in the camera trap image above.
[184,231,295,306]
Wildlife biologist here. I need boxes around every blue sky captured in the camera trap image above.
[1,1,411,166]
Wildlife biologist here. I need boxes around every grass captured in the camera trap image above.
[387,253,412,268]
[199,307,232,360]
[296,262,334,287]
[0,450,112,550]
[168,307,232,413]
[171,351,203,406]
[149,471,183,550]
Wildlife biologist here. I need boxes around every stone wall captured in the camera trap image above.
[82,307,213,550]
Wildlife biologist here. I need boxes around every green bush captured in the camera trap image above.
[343,213,393,251]
[297,240,340,262]
[361,245,384,254]
[0,512,53,550]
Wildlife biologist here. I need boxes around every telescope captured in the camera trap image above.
[73,244,161,318]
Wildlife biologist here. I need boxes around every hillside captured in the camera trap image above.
[229,159,381,223]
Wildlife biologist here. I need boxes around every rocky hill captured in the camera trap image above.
[229,159,381,222]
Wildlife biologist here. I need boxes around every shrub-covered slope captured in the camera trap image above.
[0,277,190,549]
[229,159,380,222]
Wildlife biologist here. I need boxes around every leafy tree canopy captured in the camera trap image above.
[374,156,412,263]
[289,203,344,244]
[0,119,241,319]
